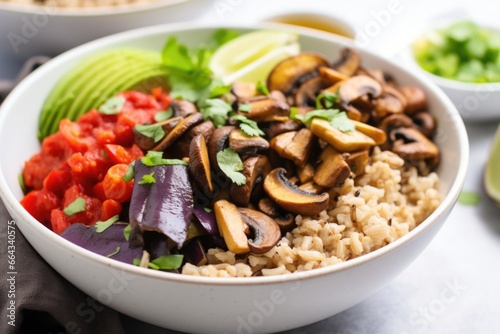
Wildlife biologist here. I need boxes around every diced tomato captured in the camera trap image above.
[122,91,162,110]
[92,182,107,202]
[104,144,144,165]
[42,165,73,197]
[51,209,70,235]
[100,199,123,221]
[102,164,134,203]
[152,87,172,110]
[20,189,60,228]
[60,119,97,152]
[61,185,102,226]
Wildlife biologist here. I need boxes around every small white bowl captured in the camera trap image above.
[0,23,468,333]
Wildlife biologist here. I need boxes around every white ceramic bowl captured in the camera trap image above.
[0,23,469,333]
[0,0,195,59]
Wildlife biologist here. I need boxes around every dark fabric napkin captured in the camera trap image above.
[0,58,126,334]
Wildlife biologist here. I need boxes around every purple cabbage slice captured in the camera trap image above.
[61,223,142,264]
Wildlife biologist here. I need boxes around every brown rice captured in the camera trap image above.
[182,147,440,277]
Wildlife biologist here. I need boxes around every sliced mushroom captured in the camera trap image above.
[297,163,315,184]
[310,118,376,152]
[374,85,407,117]
[207,125,235,173]
[213,200,250,254]
[152,113,203,152]
[228,129,269,156]
[232,82,257,100]
[332,48,361,76]
[390,127,440,173]
[133,116,182,151]
[170,99,198,118]
[238,208,281,254]
[238,97,290,121]
[258,198,295,230]
[379,113,414,134]
[295,76,328,107]
[412,111,436,138]
[399,86,427,114]
[175,120,216,158]
[342,150,369,176]
[269,129,314,168]
[263,119,302,139]
[264,168,329,216]
[230,155,272,207]
[313,145,350,187]
[189,134,213,194]
[298,181,325,194]
[267,52,330,95]
[319,66,349,85]
[353,120,387,145]
[325,75,382,106]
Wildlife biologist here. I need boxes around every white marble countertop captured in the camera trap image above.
[1,0,499,333]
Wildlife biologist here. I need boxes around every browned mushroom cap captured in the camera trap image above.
[263,119,302,139]
[238,207,281,254]
[228,129,269,156]
[332,48,361,76]
[325,75,382,106]
[133,116,182,151]
[232,82,257,100]
[398,86,428,114]
[170,99,198,118]
[298,181,325,194]
[295,76,329,107]
[152,113,203,152]
[207,125,235,172]
[374,85,408,117]
[264,168,329,216]
[342,150,369,177]
[175,120,216,158]
[310,118,376,152]
[412,111,436,138]
[269,128,315,168]
[314,145,351,188]
[258,198,295,230]
[230,155,272,207]
[238,97,290,121]
[319,66,349,85]
[189,134,213,194]
[213,200,250,254]
[267,52,330,95]
[390,127,440,173]
[297,163,315,184]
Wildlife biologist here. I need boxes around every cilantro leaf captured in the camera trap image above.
[98,96,125,115]
[122,161,135,182]
[161,36,194,72]
[212,29,240,47]
[106,246,121,258]
[154,108,173,122]
[95,215,119,233]
[209,84,232,98]
[458,191,481,206]
[299,108,355,132]
[138,172,156,185]
[140,151,188,167]
[200,99,233,128]
[232,115,264,137]
[330,111,355,132]
[301,109,340,125]
[133,258,160,270]
[238,104,252,113]
[150,254,184,270]
[134,124,165,143]
[123,224,132,241]
[256,81,270,96]
[217,148,246,185]
[63,197,86,216]
[316,91,339,109]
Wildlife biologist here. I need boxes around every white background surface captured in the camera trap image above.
[1,0,500,333]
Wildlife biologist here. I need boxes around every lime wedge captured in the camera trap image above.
[210,30,300,84]
[484,123,500,204]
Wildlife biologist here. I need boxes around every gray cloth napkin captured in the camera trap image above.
[0,58,126,334]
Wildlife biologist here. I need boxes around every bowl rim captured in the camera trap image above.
[0,0,189,17]
[0,22,469,286]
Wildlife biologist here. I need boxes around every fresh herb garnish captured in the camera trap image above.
[232,115,265,137]
[256,80,270,96]
[458,191,481,206]
[217,148,246,185]
[139,172,156,185]
[98,96,125,115]
[238,104,252,113]
[203,207,213,213]
[212,29,240,48]
[106,246,121,258]
[209,84,232,98]
[133,254,184,270]
[95,215,119,233]
[316,91,339,109]
[134,124,165,143]
[154,108,173,122]
[294,108,355,133]
[18,173,26,195]
[63,197,86,216]
[123,224,132,241]
[199,98,234,128]
[122,161,135,182]
[141,151,188,167]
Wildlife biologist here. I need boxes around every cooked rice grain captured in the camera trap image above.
[182,148,440,277]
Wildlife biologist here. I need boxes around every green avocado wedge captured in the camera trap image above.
[37,49,169,141]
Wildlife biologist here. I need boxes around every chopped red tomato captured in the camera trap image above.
[104,144,143,165]
[101,199,123,221]
[101,164,134,203]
